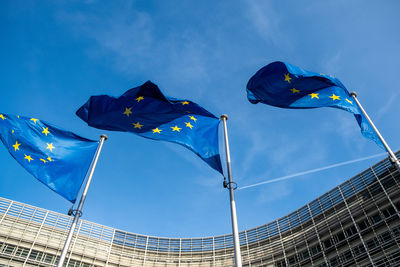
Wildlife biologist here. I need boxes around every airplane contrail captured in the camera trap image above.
[238,152,387,190]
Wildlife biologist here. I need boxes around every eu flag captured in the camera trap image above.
[0,114,99,202]
[247,61,383,148]
[76,81,223,173]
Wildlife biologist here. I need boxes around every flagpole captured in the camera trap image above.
[350,92,400,170]
[220,115,242,267]
[56,134,108,267]
[350,92,400,218]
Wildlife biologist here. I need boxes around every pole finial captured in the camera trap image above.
[100,134,108,141]
[350,92,357,97]
[220,114,228,120]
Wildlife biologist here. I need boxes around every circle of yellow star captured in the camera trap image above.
[185,122,194,129]
[123,107,132,117]
[42,127,50,136]
[136,96,144,102]
[329,94,340,101]
[284,73,292,83]
[46,143,55,152]
[152,128,162,134]
[24,154,33,162]
[171,125,181,132]
[13,141,21,151]
[309,93,319,99]
[133,122,143,129]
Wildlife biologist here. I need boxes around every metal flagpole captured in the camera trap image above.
[351,92,400,170]
[220,115,242,267]
[350,92,400,218]
[57,134,108,267]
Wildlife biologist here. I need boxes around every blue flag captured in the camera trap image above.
[76,81,223,173]
[0,114,98,202]
[247,61,383,148]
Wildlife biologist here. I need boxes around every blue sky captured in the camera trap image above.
[1,0,399,238]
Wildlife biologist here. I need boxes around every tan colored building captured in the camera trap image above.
[1,153,399,266]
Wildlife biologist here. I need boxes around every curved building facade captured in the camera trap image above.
[1,152,400,267]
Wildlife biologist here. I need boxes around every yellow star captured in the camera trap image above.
[189,115,197,122]
[47,157,53,162]
[13,141,21,151]
[290,88,300,93]
[123,107,132,117]
[309,93,319,99]
[181,101,189,105]
[345,98,353,104]
[284,73,292,83]
[40,158,47,163]
[171,125,181,132]
[42,127,50,136]
[133,122,143,129]
[11,130,14,134]
[0,114,5,120]
[46,143,55,152]
[136,96,144,102]
[152,128,162,134]
[24,154,33,162]
[185,122,193,129]
[329,94,340,101]
[30,118,38,124]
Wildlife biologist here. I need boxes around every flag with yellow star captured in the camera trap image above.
[0,114,99,202]
[246,61,383,148]
[76,81,223,173]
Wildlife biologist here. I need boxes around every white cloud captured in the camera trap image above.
[256,182,292,204]
[375,91,399,122]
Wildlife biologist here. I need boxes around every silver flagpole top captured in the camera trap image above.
[220,114,228,120]
[100,134,108,140]
[350,92,357,97]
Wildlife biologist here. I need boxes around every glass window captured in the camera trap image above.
[4,244,15,255]
[366,238,378,250]
[382,206,396,218]
[345,225,357,237]
[288,256,297,264]
[44,254,54,263]
[330,256,340,267]
[29,250,38,260]
[358,219,370,230]
[341,250,353,261]
[323,239,333,249]
[371,213,382,224]
[335,232,345,243]
[311,245,321,255]
[301,250,309,260]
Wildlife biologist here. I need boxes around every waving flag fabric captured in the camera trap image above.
[76,81,223,173]
[246,61,383,148]
[0,114,98,202]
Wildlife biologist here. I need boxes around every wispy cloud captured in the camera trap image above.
[57,4,154,75]
[244,0,284,47]
[56,5,214,99]
[374,91,399,122]
[255,182,292,204]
